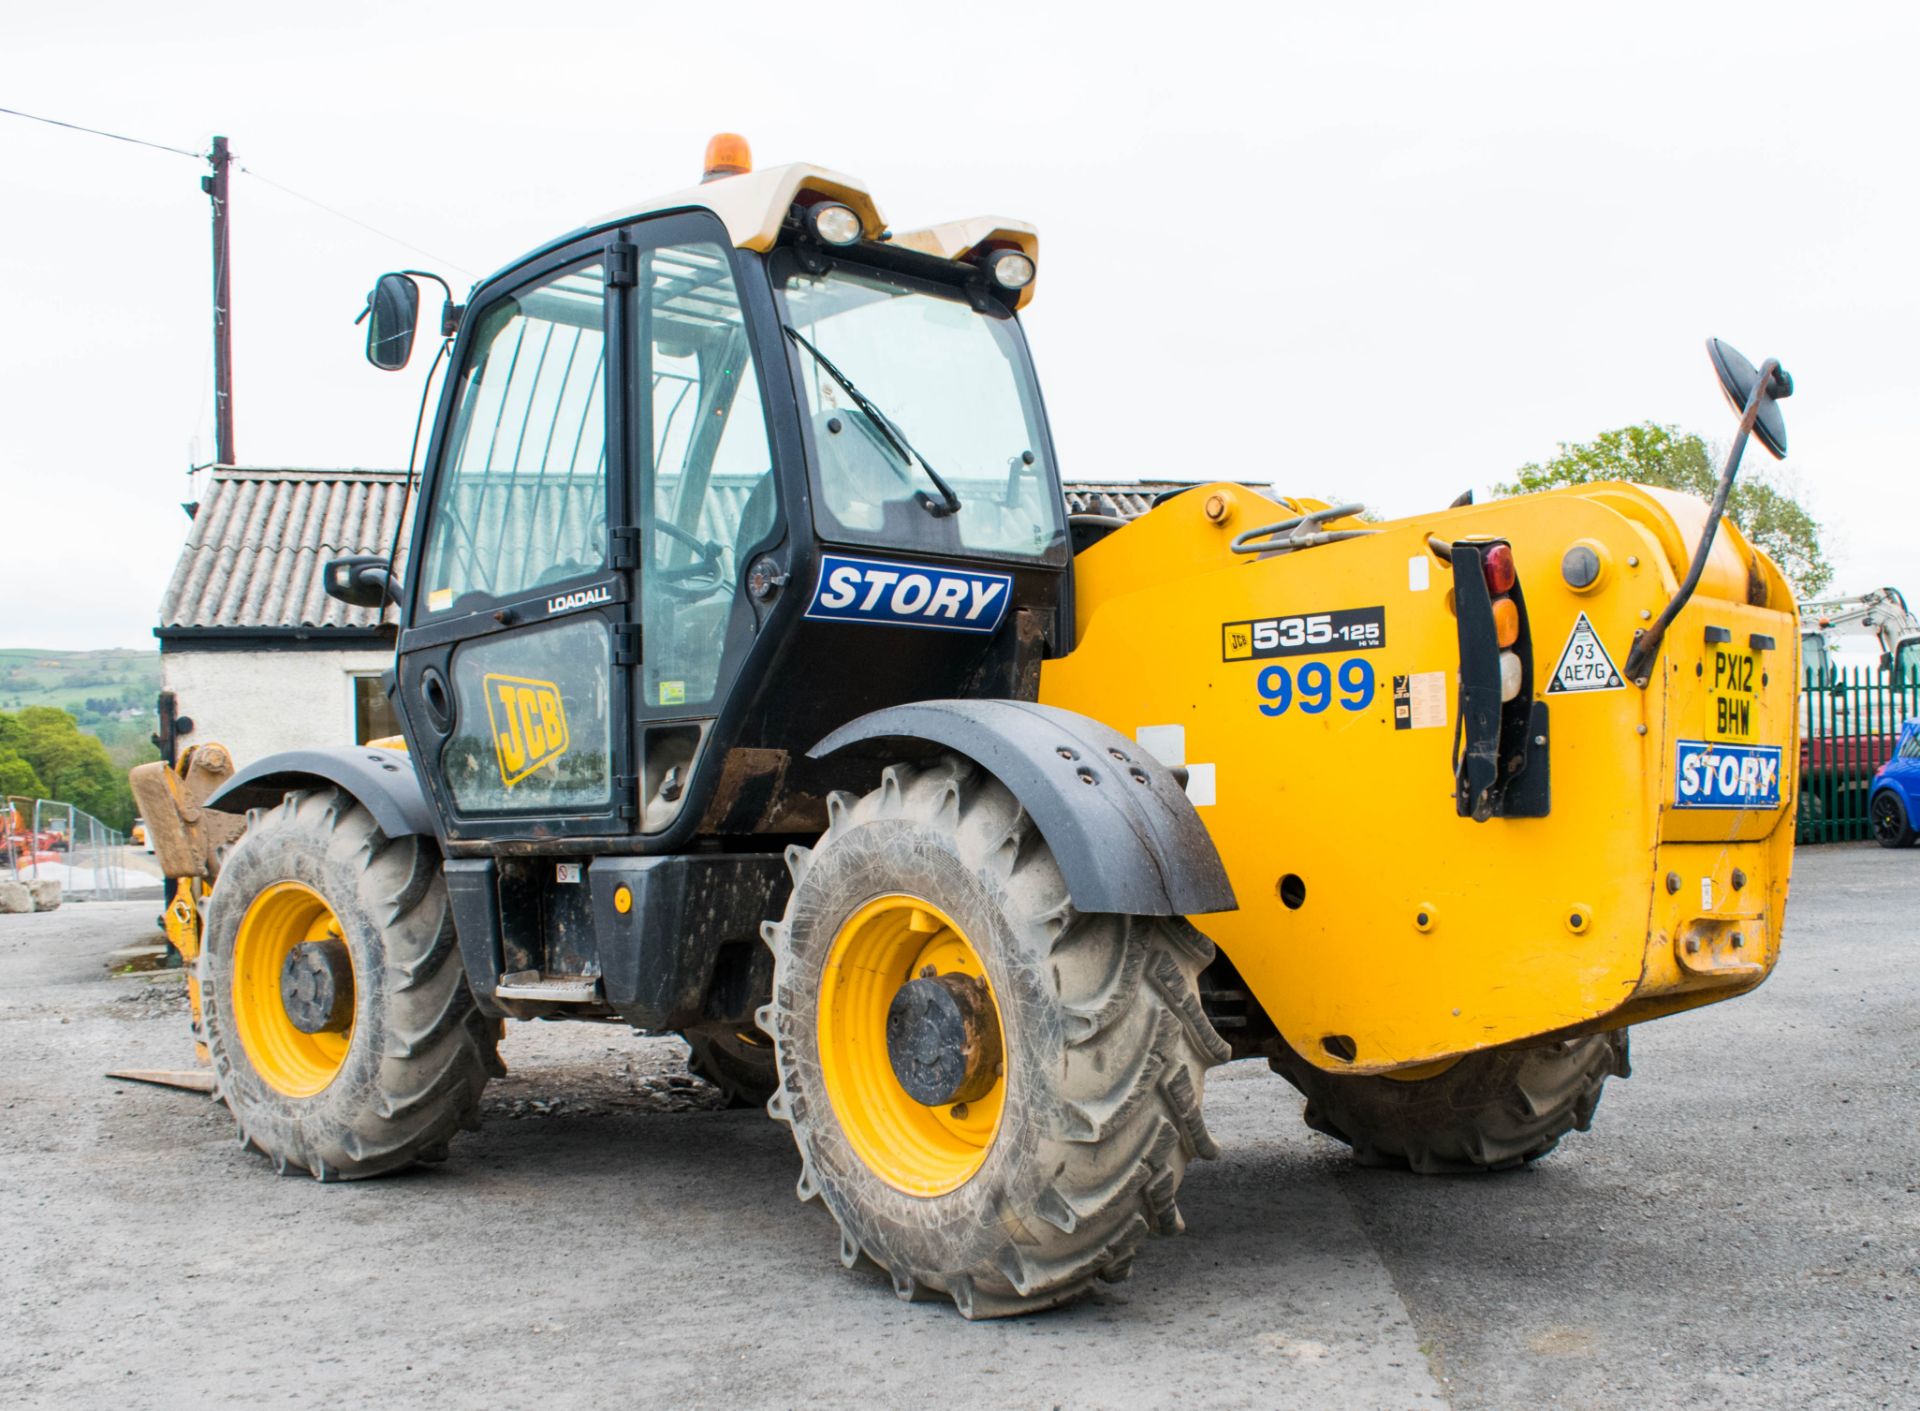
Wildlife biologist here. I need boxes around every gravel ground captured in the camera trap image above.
[0,844,1912,1410]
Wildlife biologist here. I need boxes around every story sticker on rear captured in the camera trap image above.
[1546,612,1624,693]
[1675,740,1782,810]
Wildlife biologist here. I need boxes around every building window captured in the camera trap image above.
[353,674,401,745]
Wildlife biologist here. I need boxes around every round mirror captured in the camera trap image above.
[1707,338,1789,459]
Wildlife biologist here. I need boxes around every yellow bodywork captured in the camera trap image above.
[1041,481,1798,1075]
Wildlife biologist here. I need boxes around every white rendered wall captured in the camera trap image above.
[160,646,395,770]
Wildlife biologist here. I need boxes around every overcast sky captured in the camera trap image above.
[5,0,1913,650]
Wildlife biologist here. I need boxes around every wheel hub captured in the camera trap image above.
[231,880,356,1097]
[886,971,1002,1107]
[280,939,354,1034]
[816,894,1008,1195]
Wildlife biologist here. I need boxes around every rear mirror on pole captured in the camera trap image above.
[362,273,421,371]
[1707,338,1792,459]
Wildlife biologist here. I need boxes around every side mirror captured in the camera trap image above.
[323,554,398,609]
[363,273,421,371]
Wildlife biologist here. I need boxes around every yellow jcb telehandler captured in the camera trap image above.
[137,136,1800,1317]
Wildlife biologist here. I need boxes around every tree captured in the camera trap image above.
[0,747,45,802]
[0,707,136,830]
[1497,422,1832,597]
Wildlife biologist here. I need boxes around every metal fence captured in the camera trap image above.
[1798,669,1920,843]
[3,797,156,901]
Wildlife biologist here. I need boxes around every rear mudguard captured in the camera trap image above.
[812,699,1236,918]
[206,746,434,839]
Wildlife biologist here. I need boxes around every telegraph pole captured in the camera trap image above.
[203,135,235,466]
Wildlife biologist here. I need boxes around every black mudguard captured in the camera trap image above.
[812,699,1236,917]
[206,746,435,840]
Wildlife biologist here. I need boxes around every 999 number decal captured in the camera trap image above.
[1257,658,1376,716]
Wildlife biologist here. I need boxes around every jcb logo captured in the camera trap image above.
[483,674,570,787]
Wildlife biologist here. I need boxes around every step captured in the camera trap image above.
[494,971,603,1004]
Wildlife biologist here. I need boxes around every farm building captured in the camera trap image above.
[154,467,405,769]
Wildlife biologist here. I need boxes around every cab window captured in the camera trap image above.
[639,242,774,711]
[777,258,1064,564]
[419,262,608,612]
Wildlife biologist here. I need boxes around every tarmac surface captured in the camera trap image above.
[1,844,1913,1410]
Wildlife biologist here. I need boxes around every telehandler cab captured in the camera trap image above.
[151,136,1802,1317]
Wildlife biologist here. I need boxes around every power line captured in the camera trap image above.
[239,165,475,277]
[0,104,201,159]
[2,104,474,277]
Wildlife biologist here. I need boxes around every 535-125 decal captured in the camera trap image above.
[1223,606,1385,661]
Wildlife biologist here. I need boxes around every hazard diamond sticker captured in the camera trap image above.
[1546,612,1624,693]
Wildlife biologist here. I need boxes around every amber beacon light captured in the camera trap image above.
[703,132,753,182]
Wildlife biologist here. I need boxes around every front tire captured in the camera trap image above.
[762,756,1228,1318]
[1271,1031,1629,1175]
[200,788,498,1180]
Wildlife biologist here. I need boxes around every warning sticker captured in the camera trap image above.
[1546,612,1624,693]
[1392,671,1448,730]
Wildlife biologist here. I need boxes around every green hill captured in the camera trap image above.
[0,648,159,714]
[0,649,160,775]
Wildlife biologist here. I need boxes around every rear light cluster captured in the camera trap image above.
[1483,543,1524,702]
[1451,536,1547,821]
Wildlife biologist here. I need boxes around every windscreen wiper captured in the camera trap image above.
[783,324,962,516]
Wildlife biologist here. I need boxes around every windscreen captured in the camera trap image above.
[778,261,1065,564]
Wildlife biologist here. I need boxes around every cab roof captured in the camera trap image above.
[590,161,1040,309]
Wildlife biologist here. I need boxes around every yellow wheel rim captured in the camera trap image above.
[231,880,356,1098]
[817,894,1007,1197]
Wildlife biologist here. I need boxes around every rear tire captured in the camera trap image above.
[200,788,497,1180]
[681,1026,779,1108]
[1271,1031,1628,1175]
[1871,789,1915,848]
[762,755,1228,1318]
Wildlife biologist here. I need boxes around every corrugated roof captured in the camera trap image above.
[157,468,1229,634]
[1064,481,1209,518]
[158,468,408,632]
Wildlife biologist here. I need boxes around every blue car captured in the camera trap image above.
[1870,720,1920,847]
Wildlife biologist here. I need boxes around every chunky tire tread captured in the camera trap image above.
[200,787,497,1181]
[1273,1031,1629,1175]
[681,1026,780,1108]
[763,755,1224,1319]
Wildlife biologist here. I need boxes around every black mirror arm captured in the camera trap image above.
[398,269,463,339]
[1621,354,1788,688]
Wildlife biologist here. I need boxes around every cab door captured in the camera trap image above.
[622,221,782,833]
[395,238,635,842]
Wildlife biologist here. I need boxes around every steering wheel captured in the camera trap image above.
[649,517,726,599]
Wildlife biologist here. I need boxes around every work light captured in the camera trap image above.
[809,203,864,246]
